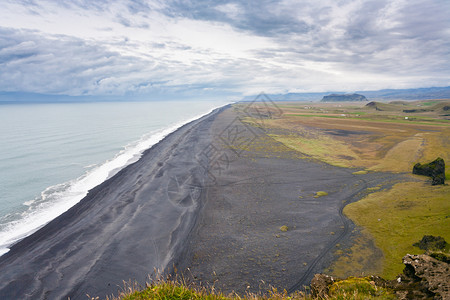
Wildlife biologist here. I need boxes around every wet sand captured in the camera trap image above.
[0,105,399,299]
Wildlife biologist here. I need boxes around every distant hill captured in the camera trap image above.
[0,92,97,103]
[242,86,450,102]
[365,101,401,111]
[355,86,450,101]
[321,93,367,102]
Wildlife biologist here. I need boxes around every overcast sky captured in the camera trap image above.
[0,0,449,99]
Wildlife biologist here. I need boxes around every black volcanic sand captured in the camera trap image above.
[177,108,401,294]
[0,107,224,299]
[0,105,402,299]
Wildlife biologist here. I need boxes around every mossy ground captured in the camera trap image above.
[328,277,396,300]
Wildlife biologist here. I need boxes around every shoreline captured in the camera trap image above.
[0,105,228,299]
[0,102,229,257]
[0,104,402,299]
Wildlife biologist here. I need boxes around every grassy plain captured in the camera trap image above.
[240,99,450,279]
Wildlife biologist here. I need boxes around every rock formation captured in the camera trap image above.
[392,254,450,299]
[310,254,450,299]
[310,274,335,298]
[413,157,445,185]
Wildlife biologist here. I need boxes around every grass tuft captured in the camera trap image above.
[314,191,328,198]
[328,277,396,299]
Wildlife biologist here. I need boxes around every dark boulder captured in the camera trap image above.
[413,235,448,251]
[392,254,450,299]
[412,157,445,185]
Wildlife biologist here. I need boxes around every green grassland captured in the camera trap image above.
[344,181,450,278]
[240,99,450,280]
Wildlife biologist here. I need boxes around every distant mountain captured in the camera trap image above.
[0,92,168,103]
[354,86,450,100]
[241,92,332,102]
[242,86,450,102]
[0,92,98,103]
[321,93,367,102]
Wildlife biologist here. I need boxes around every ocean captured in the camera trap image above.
[0,100,228,256]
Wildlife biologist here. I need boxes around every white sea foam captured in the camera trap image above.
[0,104,226,256]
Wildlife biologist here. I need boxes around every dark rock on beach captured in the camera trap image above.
[412,157,445,185]
[321,93,367,102]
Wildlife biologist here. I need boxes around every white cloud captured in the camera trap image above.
[0,0,449,98]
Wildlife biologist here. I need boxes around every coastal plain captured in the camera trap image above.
[238,99,450,280]
[0,99,449,299]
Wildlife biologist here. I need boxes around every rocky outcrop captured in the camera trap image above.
[310,274,335,298]
[391,254,450,299]
[310,254,450,299]
[413,157,446,185]
[321,93,367,102]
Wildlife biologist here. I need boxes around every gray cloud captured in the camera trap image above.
[0,27,157,95]
[161,0,314,36]
[0,26,250,97]
[0,0,449,97]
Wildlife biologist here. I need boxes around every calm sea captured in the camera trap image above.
[0,100,228,256]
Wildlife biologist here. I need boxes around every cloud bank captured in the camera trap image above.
[0,0,449,99]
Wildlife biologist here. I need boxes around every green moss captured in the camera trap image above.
[121,281,227,300]
[329,277,396,299]
[353,170,368,175]
[366,187,381,192]
[314,191,328,197]
[280,225,289,232]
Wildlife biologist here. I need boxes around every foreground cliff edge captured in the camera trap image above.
[111,252,449,299]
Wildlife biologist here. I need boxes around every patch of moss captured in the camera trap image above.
[280,225,289,232]
[366,186,381,192]
[314,191,328,198]
[328,277,396,299]
[327,233,383,278]
[353,170,368,175]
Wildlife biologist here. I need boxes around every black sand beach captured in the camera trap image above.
[0,105,399,299]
